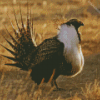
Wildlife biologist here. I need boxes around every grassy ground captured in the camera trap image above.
[0,0,100,99]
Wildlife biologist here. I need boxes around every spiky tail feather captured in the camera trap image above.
[1,2,37,70]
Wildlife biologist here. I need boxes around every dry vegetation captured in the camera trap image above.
[0,0,100,99]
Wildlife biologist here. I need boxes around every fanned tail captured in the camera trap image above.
[1,2,37,70]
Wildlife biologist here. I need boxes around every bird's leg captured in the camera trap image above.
[51,80,66,91]
[40,78,45,84]
[48,69,65,90]
[52,79,59,89]
[48,69,59,89]
[48,69,55,83]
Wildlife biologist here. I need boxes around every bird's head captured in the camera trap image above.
[65,19,84,44]
[65,19,84,30]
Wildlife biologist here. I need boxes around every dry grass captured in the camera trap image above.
[0,0,100,99]
[0,70,100,100]
[0,71,100,100]
[82,80,100,100]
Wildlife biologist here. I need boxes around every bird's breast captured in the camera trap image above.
[63,46,84,77]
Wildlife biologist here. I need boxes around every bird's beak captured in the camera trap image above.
[80,21,84,26]
[77,20,84,26]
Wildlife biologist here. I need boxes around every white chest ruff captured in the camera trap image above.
[57,24,84,77]
[64,46,84,77]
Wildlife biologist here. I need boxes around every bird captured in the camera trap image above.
[1,4,84,90]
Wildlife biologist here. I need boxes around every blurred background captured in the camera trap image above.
[0,0,100,99]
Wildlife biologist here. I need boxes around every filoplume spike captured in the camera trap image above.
[0,44,16,55]
[1,55,17,61]
[7,12,18,37]
[19,4,25,31]
[2,35,17,50]
[5,63,20,67]
[12,4,20,32]
[4,25,18,44]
